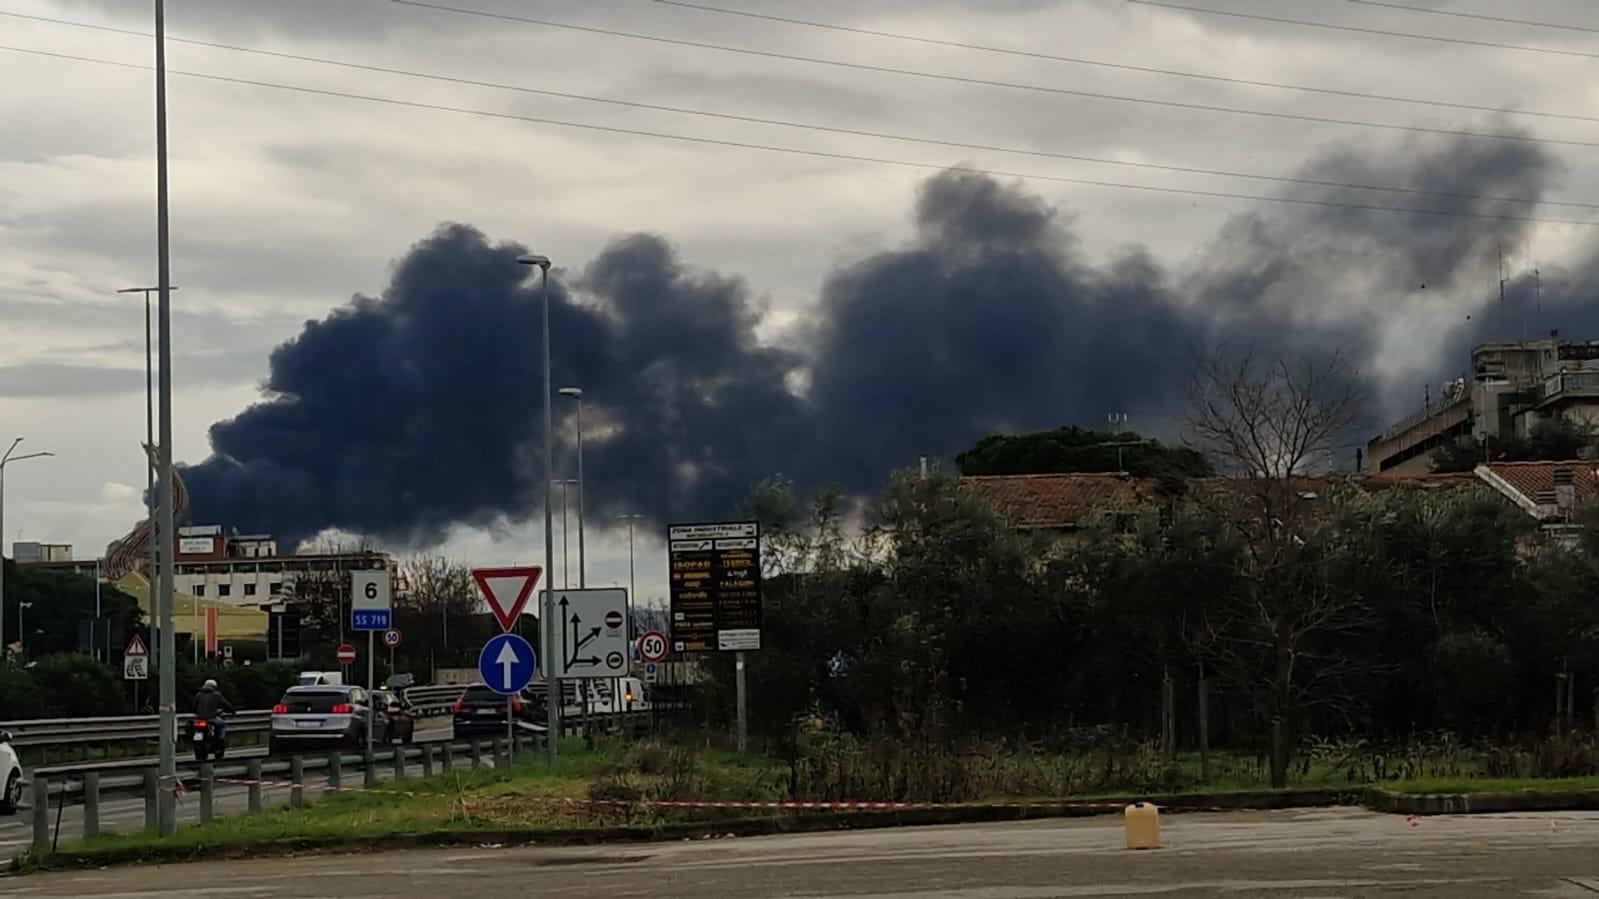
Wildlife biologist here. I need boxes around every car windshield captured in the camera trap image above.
[278,690,352,713]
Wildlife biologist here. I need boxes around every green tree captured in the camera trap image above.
[957,426,1213,479]
[1,562,144,657]
[1499,418,1592,462]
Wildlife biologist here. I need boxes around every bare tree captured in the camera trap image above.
[1184,347,1374,788]
[395,554,484,672]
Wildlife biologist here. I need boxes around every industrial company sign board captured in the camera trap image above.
[549,588,629,678]
[668,521,761,653]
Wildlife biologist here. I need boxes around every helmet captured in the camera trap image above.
[203,679,218,690]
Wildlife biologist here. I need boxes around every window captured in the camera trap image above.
[218,583,232,597]
[244,582,258,596]
[269,581,284,595]
[193,584,205,597]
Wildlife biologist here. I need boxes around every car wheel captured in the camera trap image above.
[0,770,19,815]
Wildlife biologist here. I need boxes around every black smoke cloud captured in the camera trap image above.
[183,128,1591,547]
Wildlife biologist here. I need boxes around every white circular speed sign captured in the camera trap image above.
[637,630,669,663]
[382,629,402,649]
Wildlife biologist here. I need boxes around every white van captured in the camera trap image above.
[298,670,345,687]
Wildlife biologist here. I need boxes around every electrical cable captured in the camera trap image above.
[1345,0,1599,37]
[376,0,1599,148]
[4,44,1596,229]
[1127,0,1599,61]
[5,9,1593,210]
[647,0,1599,124]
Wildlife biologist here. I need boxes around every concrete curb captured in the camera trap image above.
[1365,787,1599,816]
[13,788,1351,872]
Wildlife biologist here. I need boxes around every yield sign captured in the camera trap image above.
[473,566,543,632]
[125,633,149,657]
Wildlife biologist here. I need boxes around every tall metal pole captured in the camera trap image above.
[0,442,52,661]
[143,289,157,674]
[559,481,570,589]
[525,258,559,765]
[153,0,179,838]
[574,398,585,589]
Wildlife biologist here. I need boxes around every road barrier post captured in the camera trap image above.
[142,768,158,831]
[247,759,263,812]
[363,746,377,789]
[30,776,49,854]
[393,745,405,780]
[199,764,214,824]
[82,772,100,840]
[495,737,509,767]
[442,743,454,772]
[290,755,305,808]
[470,739,482,769]
[421,744,434,777]
[328,752,343,794]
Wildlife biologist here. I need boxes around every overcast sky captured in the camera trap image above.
[4,0,1598,602]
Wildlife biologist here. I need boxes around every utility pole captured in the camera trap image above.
[516,253,558,765]
[1106,413,1131,472]
[0,440,53,659]
[153,0,179,838]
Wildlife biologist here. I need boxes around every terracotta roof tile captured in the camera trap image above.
[960,473,1162,529]
[1482,460,1599,508]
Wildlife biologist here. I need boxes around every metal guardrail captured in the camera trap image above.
[0,685,468,751]
[2,711,273,749]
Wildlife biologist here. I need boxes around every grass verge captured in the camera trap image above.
[1385,775,1599,795]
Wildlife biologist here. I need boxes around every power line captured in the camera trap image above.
[9,9,1593,211]
[650,0,1599,125]
[379,0,1599,150]
[1127,0,1599,61]
[1345,0,1599,37]
[6,44,1597,229]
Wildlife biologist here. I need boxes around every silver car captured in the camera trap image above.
[269,685,383,752]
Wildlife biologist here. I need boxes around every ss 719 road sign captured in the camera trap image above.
[478,632,537,696]
[550,588,629,678]
[350,570,392,631]
[637,630,669,664]
[472,566,543,632]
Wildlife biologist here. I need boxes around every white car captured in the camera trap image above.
[0,731,22,815]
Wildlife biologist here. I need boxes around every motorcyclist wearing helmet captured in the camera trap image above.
[194,679,236,740]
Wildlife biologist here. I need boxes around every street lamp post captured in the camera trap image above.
[558,388,585,589]
[152,0,180,837]
[553,480,577,588]
[118,286,177,672]
[618,514,644,639]
[516,252,558,765]
[0,439,53,657]
[16,603,32,656]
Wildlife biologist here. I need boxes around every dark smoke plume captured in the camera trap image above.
[183,127,1591,547]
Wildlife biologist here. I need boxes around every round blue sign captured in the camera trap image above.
[478,632,537,696]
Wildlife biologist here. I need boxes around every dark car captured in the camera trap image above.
[451,683,537,739]
[270,685,384,753]
[375,689,416,744]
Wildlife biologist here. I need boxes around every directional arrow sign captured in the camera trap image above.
[472,566,543,633]
[551,588,629,678]
[478,632,537,696]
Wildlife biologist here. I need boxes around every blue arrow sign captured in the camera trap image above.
[478,633,537,696]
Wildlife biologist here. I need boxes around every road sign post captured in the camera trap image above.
[478,632,537,751]
[350,571,392,755]
[124,633,149,712]
[472,567,544,756]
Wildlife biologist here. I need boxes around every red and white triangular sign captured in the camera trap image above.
[472,566,543,632]
[125,634,149,657]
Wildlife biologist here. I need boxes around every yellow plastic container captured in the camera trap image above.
[1124,802,1160,850]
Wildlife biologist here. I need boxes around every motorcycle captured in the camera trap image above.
[186,716,228,762]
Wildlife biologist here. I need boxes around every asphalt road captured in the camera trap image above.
[0,720,473,858]
[9,807,1599,897]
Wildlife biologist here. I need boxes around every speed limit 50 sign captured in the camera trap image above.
[637,630,669,664]
[351,570,392,631]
